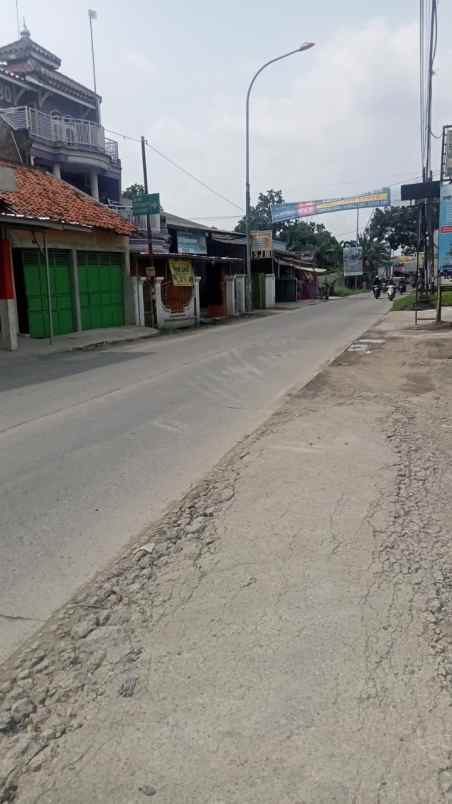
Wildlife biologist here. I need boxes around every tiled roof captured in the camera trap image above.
[0,162,135,236]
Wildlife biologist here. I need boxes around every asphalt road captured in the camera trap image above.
[0,296,387,661]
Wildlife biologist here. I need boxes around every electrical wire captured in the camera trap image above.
[105,126,438,224]
[104,127,243,212]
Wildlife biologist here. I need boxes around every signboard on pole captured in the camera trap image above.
[438,184,452,285]
[169,259,193,287]
[343,245,363,277]
[250,230,272,257]
[132,192,160,216]
[271,188,391,223]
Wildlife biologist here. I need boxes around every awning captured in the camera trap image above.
[276,257,326,274]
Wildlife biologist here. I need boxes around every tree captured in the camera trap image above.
[358,232,391,282]
[123,183,145,201]
[235,189,287,236]
[286,220,342,269]
[367,203,439,254]
[234,189,342,269]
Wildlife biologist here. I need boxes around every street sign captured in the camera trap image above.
[132,193,160,216]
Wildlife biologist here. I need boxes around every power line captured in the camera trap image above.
[104,127,243,212]
[145,140,243,212]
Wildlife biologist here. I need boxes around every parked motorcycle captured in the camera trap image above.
[373,285,381,299]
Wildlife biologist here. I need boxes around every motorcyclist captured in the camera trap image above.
[372,276,381,299]
[387,279,396,301]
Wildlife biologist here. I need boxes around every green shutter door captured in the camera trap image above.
[22,250,75,338]
[78,252,124,330]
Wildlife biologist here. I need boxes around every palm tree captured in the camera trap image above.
[359,233,390,285]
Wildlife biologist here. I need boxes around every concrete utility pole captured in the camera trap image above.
[245,43,315,312]
[141,136,155,328]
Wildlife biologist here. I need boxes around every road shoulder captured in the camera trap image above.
[1,312,452,803]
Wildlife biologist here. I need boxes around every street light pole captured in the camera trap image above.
[245,42,315,311]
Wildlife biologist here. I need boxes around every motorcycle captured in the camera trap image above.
[387,284,396,302]
[373,285,381,299]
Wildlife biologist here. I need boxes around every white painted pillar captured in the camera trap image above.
[154,277,164,329]
[194,276,201,323]
[224,275,236,317]
[52,163,61,180]
[235,275,246,315]
[89,169,99,202]
[264,273,276,308]
[0,299,18,350]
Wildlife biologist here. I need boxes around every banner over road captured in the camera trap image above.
[271,188,391,223]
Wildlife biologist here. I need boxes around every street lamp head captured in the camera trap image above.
[299,42,315,52]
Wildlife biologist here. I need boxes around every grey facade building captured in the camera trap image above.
[0,25,121,202]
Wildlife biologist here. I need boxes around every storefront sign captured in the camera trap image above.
[343,245,363,276]
[177,231,207,255]
[169,259,193,286]
[271,188,391,223]
[438,184,452,285]
[250,230,272,257]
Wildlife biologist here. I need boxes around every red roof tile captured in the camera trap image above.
[0,161,135,236]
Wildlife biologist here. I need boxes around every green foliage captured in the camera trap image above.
[367,203,439,254]
[333,285,367,297]
[235,189,285,235]
[358,232,391,281]
[286,220,342,269]
[235,189,342,270]
[392,291,452,311]
[123,183,145,200]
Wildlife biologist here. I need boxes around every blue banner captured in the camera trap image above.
[438,184,452,285]
[271,188,391,223]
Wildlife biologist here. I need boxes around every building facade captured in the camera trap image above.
[0,26,120,203]
[0,161,134,350]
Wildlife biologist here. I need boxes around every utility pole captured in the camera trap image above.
[88,10,100,124]
[141,136,155,328]
[424,0,438,316]
[15,0,20,37]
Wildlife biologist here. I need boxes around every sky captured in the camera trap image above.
[4,0,452,238]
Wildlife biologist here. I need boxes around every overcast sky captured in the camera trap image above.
[5,0,452,237]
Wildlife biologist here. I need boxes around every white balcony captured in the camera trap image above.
[0,106,119,163]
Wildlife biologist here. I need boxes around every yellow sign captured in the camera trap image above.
[169,259,193,287]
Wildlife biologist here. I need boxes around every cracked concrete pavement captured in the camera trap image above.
[2,311,452,802]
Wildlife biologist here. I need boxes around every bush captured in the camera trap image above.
[333,285,367,297]
[392,290,452,311]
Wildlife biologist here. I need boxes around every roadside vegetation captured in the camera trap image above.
[392,291,452,311]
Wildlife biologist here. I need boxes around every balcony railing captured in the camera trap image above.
[0,106,119,163]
